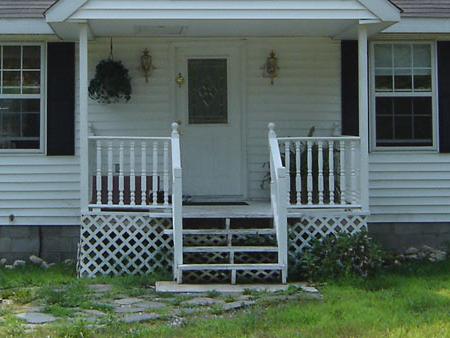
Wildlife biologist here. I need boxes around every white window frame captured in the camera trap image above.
[369,41,438,152]
[0,42,46,154]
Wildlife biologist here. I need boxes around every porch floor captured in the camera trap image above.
[141,201,364,219]
[182,201,272,219]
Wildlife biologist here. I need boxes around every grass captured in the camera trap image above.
[2,261,450,337]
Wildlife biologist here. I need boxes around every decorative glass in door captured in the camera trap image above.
[188,59,228,124]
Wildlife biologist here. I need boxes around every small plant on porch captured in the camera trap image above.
[261,126,342,205]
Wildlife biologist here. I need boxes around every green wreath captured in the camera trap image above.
[88,59,132,104]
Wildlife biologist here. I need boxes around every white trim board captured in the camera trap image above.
[0,19,54,35]
[384,18,450,34]
[46,0,399,22]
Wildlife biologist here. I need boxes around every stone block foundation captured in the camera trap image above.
[0,226,80,263]
[369,222,450,252]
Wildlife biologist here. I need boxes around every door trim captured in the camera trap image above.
[171,41,248,200]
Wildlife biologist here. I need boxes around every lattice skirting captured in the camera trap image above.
[78,214,173,277]
[78,213,367,279]
[288,215,368,262]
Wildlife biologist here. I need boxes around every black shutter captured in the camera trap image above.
[47,42,75,156]
[438,41,450,153]
[341,40,359,136]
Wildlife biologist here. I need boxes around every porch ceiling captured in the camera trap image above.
[80,19,359,38]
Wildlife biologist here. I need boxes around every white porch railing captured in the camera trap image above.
[87,123,182,212]
[268,123,288,283]
[87,123,183,281]
[274,132,362,210]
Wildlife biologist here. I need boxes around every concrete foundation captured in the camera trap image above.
[0,226,80,263]
[2,222,450,263]
[369,222,450,252]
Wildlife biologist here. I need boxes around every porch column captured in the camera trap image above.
[79,24,89,213]
[358,25,370,212]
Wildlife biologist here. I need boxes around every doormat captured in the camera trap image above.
[183,202,249,206]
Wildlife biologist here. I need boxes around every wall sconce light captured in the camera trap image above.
[262,50,279,85]
[175,73,185,87]
[140,48,156,83]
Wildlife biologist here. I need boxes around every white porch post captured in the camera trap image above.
[358,25,370,212]
[79,24,89,213]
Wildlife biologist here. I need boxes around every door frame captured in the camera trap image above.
[169,40,248,200]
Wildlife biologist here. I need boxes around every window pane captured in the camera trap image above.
[22,71,40,94]
[394,45,411,68]
[376,116,393,141]
[394,97,412,115]
[414,68,432,91]
[3,71,20,88]
[22,113,39,137]
[394,68,412,91]
[414,116,433,141]
[0,99,40,149]
[188,58,228,124]
[1,112,20,137]
[2,46,21,69]
[376,97,393,116]
[413,45,431,68]
[413,97,432,116]
[375,45,392,68]
[375,68,393,91]
[22,46,40,69]
[394,116,413,139]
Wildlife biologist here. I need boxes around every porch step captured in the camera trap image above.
[183,246,278,253]
[178,263,285,271]
[165,228,275,236]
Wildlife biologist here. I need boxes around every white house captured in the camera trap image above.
[0,0,449,283]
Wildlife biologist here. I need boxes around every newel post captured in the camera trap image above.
[277,165,289,283]
[171,122,183,282]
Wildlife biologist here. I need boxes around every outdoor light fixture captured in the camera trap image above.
[175,72,185,87]
[140,48,156,83]
[262,50,279,85]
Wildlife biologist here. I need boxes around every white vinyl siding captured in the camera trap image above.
[0,42,80,226]
[245,38,341,199]
[2,36,448,226]
[369,152,450,223]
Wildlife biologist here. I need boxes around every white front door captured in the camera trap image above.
[175,45,244,201]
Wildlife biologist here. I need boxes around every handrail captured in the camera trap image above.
[278,136,360,141]
[89,136,170,141]
[268,123,288,284]
[170,122,183,283]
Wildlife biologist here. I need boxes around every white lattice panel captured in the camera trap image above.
[78,214,173,277]
[288,215,368,261]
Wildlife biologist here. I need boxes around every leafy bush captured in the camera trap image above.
[297,231,386,281]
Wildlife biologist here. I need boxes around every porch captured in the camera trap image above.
[45,0,401,282]
[79,121,368,282]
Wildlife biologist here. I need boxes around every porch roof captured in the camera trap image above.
[45,0,400,40]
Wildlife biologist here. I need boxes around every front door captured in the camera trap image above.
[175,46,244,201]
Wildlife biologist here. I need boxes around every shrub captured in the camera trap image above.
[297,231,386,281]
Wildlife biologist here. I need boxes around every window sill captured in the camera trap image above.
[371,146,438,154]
[0,149,44,156]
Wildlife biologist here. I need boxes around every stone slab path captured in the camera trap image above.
[0,283,321,332]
